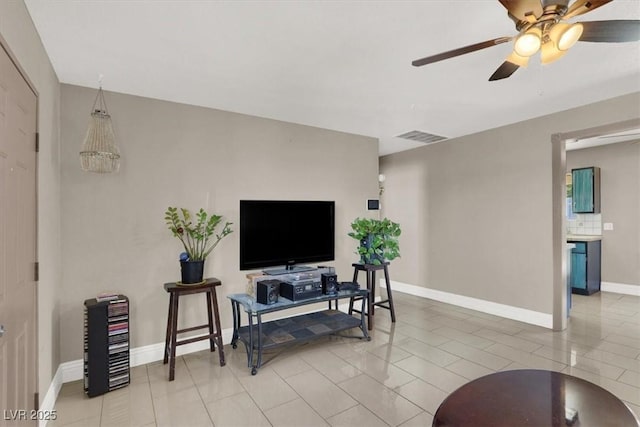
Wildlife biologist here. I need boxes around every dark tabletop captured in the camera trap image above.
[433,369,638,427]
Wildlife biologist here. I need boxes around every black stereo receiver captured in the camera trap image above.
[279,280,322,301]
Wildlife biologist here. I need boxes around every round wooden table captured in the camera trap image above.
[433,369,638,427]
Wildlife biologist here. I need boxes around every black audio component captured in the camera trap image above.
[338,281,360,291]
[279,281,323,301]
[256,279,280,305]
[321,273,338,295]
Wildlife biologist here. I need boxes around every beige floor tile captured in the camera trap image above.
[438,340,511,371]
[153,387,212,427]
[394,378,449,414]
[394,355,468,393]
[147,358,196,399]
[606,334,640,350]
[483,343,567,371]
[396,338,460,367]
[300,349,362,383]
[345,351,416,389]
[431,326,494,349]
[52,392,103,426]
[596,341,640,359]
[101,382,155,427]
[325,404,388,427]
[570,354,626,380]
[268,353,314,379]
[237,368,298,410]
[475,328,543,352]
[464,315,525,335]
[366,342,412,363]
[129,365,149,384]
[619,370,640,387]
[445,358,495,381]
[264,398,329,427]
[57,380,85,398]
[193,366,246,403]
[182,349,227,372]
[583,348,640,373]
[338,374,422,426]
[398,411,434,427]
[284,370,358,418]
[47,415,102,427]
[428,315,482,334]
[51,291,640,427]
[205,392,271,427]
[393,323,451,344]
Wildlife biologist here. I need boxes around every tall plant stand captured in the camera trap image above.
[348,262,396,330]
[163,278,225,381]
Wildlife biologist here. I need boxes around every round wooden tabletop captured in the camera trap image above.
[433,369,638,427]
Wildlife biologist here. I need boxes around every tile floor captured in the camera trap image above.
[51,291,640,426]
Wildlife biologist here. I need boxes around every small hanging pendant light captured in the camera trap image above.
[80,80,120,173]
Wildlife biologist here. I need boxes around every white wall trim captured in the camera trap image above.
[601,281,640,296]
[381,280,554,329]
[54,326,237,384]
[38,365,64,427]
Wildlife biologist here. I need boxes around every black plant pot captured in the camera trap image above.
[360,234,384,265]
[180,260,205,284]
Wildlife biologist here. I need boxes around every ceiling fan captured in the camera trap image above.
[412,0,640,81]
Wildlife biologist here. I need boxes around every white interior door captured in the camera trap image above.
[0,43,38,425]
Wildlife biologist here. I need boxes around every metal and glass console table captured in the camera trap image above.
[228,289,370,375]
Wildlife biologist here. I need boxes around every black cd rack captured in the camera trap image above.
[83,295,130,397]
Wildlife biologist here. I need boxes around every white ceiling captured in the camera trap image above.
[24,0,640,156]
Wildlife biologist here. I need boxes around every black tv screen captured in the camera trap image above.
[239,200,335,272]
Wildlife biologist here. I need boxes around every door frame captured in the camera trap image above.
[0,33,40,408]
[551,117,640,331]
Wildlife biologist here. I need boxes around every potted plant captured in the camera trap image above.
[348,217,401,265]
[165,207,233,284]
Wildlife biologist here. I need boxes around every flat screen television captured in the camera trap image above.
[239,200,335,274]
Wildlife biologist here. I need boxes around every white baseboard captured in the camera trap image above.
[380,279,554,329]
[601,282,640,296]
[38,365,64,427]
[56,327,238,384]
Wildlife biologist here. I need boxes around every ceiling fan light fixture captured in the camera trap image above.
[540,39,567,64]
[514,27,542,57]
[556,22,583,50]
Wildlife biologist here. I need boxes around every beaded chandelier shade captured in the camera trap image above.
[80,86,120,173]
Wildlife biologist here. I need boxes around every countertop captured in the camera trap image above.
[567,234,602,242]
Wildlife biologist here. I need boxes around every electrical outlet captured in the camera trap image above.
[603,223,614,231]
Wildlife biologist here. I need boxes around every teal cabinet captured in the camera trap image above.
[569,244,587,290]
[571,167,600,213]
[568,240,601,295]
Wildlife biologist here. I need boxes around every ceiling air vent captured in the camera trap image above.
[397,130,447,144]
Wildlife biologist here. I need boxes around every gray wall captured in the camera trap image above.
[60,84,379,363]
[380,92,640,316]
[0,0,62,403]
[567,141,640,286]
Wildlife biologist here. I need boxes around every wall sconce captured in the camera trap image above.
[378,174,386,196]
[80,79,121,173]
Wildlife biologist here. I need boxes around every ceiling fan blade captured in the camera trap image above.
[488,60,522,81]
[412,37,511,67]
[579,20,640,42]
[564,0,612,20]
[498,0,543,21]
